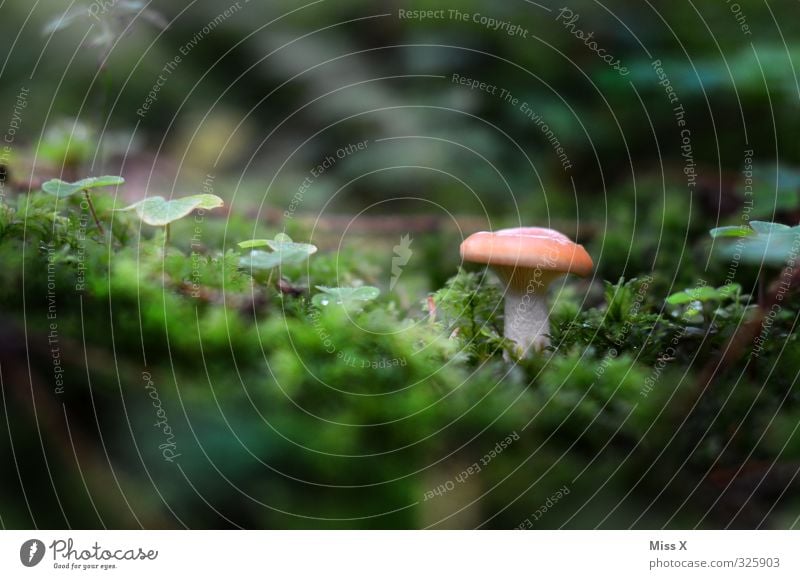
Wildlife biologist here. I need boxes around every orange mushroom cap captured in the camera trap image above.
[459,227,593,278]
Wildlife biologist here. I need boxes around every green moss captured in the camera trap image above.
[2,187,799,528]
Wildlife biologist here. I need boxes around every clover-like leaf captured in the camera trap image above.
[119,194,223,226]
[265,235,317,256]
[238,234,317,272]
[312,286,380,307]
[239,250,285,271]
[42,175,125,199]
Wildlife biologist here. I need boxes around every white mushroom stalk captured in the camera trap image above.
[460,227,593,358]
[493,267,561,354]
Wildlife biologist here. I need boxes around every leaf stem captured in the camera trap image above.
[83,189,105,235]
[165,223,171,245]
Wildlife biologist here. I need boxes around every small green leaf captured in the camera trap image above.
[238,234,317,254]
[667,283,742,306]
[119,194,223,226]
[42,175,125,199]
[666,291,696,305]
[239,250,286,271]
[667,286,715,305]
[238,235,317,271]
[690,286,721,302]
[709,225,754,238]
[264,235,316,255]
[716,283,741,298]
[237,239,271,249]
[312,286,380,307]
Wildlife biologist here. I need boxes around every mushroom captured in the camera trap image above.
[460,227,593,357]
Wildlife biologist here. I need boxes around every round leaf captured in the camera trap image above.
[238,235,317,271]
[265,237,317,258]
[42,175,125,199]
[239,250,285,271]
[119,194,223,226]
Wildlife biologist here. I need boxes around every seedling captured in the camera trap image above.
[118,193,223,243]
[312,286,380,309]
[238,233,318,270]
[666,283,743,327]
[239,233,318,290]
[42,175,124,235]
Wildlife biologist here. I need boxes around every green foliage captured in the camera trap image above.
[552,277,664,359]
[163,249,251,295]
[2,179,800,529]
[429,268,515,361]
[536,347,650,439]
[238,233,318,273]
[6,0,800,529]
[666,283,747,328]
[42,175,125,198]
[0,192,71,245]
[240,253,313,275]
[312,285,380,308]
[119,193,224,226]
[665,283,740,305]
[711,221,800,267]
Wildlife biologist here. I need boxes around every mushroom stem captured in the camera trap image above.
[503,288,551,355]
